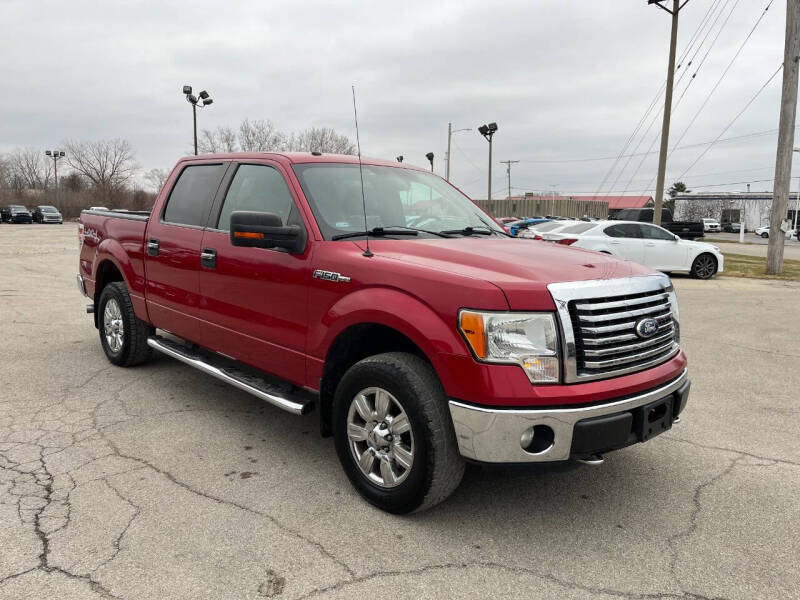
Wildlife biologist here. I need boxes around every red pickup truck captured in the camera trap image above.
[77,152,690,513]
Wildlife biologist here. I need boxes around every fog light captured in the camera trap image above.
[520,425,555,454]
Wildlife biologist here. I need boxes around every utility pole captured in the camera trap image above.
[649,0,688,226]
[767,0,800,274]
[500,160,520,200]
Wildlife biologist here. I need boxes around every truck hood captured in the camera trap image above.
[369,237,655,309]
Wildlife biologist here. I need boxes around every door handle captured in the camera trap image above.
[147,238,160,256]
[201,247,217,269]
[645,242,656,247]
[610,240,622,244]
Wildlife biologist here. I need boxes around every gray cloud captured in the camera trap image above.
[0,0,787,197]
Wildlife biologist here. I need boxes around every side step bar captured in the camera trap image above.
[147,336,314,416]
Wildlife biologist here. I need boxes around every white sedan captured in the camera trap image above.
[542,220,724,279]
[754,226,797,239]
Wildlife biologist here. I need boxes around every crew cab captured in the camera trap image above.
[612,208,704,240]
[77,152,690,513]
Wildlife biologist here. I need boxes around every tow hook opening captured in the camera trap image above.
[520,424,555,454]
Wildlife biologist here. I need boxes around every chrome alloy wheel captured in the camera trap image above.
[103,298,124,353]
[346,387,414,488]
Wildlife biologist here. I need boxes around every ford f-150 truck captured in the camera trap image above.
[77,152,690,513]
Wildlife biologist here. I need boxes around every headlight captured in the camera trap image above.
[458,311,560,383]
[664,281,680,343]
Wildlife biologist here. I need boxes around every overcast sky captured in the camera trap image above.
[0,0,788,198]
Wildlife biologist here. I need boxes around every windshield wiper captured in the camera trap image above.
[438,226,493,236]
[332,227,419,241]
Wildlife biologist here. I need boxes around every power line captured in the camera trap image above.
[676,63,783,180]
[516,127,787,164]
[592,0,725,199]
[620,0,746,197]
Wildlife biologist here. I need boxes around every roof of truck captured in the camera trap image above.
[177,152,429,171]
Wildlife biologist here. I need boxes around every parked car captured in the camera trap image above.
[506,217,551,236]
[542,220,724,279]
[702,218,721,233]
[2,205,33,224]
[722,222,741,233]
[31,205,64,224]
[755,226,797,239]
[77,152,690,513]
[516,220,574,239]
[611,208,704,240]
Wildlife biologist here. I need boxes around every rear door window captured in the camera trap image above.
[604,224,642,238]
[162,164,226,227]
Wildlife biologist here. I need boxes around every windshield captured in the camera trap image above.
[41,206,58,213]
[292,163,504,240]
[10,206,27,213]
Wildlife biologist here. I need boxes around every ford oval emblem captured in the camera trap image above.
[635,317,660,338]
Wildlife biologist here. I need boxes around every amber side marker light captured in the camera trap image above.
[459,311,487,359]
[233,231,265,239]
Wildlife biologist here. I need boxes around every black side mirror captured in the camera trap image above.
[230,211,305,254]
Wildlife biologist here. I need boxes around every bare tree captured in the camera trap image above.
[288,127,355,154]
[198,126,238,154]
[143,168,170,193]
[7,147,52,189]
[238,118,286,152]
[64,139,137,203]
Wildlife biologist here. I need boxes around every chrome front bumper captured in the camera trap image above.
[448,369,689,463]
[77,274,88,297]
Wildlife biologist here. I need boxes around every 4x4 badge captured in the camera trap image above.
[313,270,351,283]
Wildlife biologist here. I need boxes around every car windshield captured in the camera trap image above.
[40,206,58,213]
[10,206,26,213]
[292,163,505,240]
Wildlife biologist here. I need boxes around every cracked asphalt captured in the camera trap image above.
[1,223,799,600]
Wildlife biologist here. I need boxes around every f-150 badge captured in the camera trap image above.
[313,270,351,283]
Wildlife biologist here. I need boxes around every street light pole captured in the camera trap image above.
[183,85,213,155]
[44,150,65,205]
[478,123,498,212]
[445,123,471,181]
[649,0,688,226]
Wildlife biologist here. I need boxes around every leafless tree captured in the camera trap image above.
[7,147,52,189]
[198,126,238,153]
[238,118,287,152]
[64,139,137,203]
[288,127,355,154]
[143,168,170,193]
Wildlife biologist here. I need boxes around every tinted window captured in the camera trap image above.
[217,165,295,231]
[163,164,226,227]
[640,224,676,240]
[531,221,565,232]
[560,223,596,234]
[604,224,642,238]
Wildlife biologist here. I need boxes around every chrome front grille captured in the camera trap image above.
[548,275,680,382]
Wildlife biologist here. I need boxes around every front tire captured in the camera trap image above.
[760,232,769,238]
[333,352,464,514]
[97,281,154,366]
[690,253,718,280]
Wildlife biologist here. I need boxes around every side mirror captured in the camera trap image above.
[230,211,305,254]
[673,234,680,242]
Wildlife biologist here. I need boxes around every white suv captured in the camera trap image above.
[702,218,721,233]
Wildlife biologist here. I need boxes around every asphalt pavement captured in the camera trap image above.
[1,223,798,599]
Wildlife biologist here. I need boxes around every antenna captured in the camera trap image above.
[351,85,372,258]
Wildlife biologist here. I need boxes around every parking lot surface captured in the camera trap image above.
[1,224,799,599]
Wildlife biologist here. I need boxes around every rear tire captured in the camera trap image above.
[97,281,154,366]
[333,352,464,514]
[690,253,717,280]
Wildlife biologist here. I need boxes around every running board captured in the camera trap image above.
[147,336,314,415]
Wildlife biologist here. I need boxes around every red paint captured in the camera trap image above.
[79,152,686,408]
